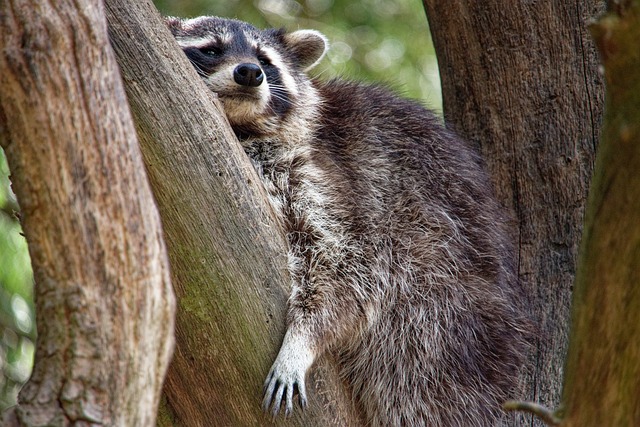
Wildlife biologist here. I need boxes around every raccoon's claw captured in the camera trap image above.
[262,362,308,417]
[262,330,314,417]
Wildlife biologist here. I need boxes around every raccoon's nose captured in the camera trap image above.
[234,63,264,87]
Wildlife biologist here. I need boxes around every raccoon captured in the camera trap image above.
[166,16,531,426]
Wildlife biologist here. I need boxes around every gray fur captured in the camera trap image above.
[167,16,531,426]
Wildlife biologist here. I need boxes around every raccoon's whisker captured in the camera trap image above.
[267,84,291,95]
[311,69,329,79]
[188,61,208,77]
[268,89,302,109]
[269,90,297,105]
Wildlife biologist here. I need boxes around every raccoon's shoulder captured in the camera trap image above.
[312,79,444,143]
[310,79,477,162]
[309,79,490,192]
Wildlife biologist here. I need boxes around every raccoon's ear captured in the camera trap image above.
[283,30,328,71]
[164,16,182,36]
[164,16,182,31]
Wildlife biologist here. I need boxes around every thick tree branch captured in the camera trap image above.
[103,1,358,425]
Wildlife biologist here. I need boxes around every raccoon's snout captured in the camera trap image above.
[234,63,264,87]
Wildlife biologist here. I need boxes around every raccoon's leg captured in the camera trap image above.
[262,247,376,416]
[260,154,381,416]
[261,266,328,417]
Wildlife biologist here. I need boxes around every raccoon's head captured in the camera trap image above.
[166,16,327,139]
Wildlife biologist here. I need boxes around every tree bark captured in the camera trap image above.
[561,2,640,425]
[0,0,175,425]
[103,1,358,425]
[421,1,605,424]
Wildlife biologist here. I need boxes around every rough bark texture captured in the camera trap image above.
[0,1,175,426]
[421,1,605,424]
[561,1,640,425]
[104,1,358,425]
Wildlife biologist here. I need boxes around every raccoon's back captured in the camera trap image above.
[310,79,506,249]
[312,79,489,196]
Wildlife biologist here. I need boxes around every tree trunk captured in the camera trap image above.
[0,0,175,425]
[421,1,605,424]
[103,1,358,425]
[561,2,640,425]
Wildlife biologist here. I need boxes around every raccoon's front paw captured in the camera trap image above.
[262,357,308,417]
[262,330,315,417]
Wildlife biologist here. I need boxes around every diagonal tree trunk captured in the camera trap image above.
[421,1,605,424]
[0,0,175,425]
[103,0,358,425]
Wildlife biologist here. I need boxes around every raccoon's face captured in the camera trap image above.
[166,16,327,138]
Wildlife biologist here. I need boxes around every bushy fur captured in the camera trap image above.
[167,16,531,426]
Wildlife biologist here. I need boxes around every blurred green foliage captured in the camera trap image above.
[155,0,442,111]
[0,148,35,411]
[0,0,439,412]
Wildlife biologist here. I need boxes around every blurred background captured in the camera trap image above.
[0,155,34,411]
[0,0,439,411]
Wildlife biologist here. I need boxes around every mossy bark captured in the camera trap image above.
[103,0,358,425]
[561,2,640,425]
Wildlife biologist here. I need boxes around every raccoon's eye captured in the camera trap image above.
[257,55,271,66]
[199,46,222,56]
